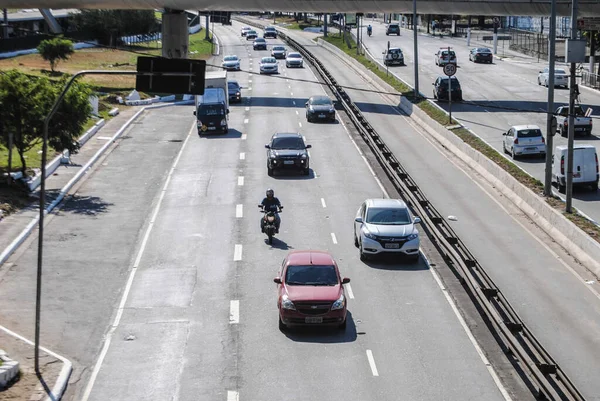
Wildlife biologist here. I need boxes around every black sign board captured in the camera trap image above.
[136,56,206,95]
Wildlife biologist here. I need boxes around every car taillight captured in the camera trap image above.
[542,136,545,144]
[564,120,568,126]
[514,138,519,145]
[561,156,565,175]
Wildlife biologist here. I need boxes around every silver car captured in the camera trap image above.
[259,57,278,74]
[271,45,287,59]
[221,55,241,71]
[354,199,421,262]
[285,52,304,68]
[538,67,569,88]
[502,125,546,159]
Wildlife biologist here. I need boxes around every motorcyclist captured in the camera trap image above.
[260,188,282,233]
[367,25,372,36]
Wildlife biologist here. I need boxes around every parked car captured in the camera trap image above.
[354,198,421,262]
[435,48,457,66]
[538,67,569,88]
[241,26,251,36]
[502,125,546,159]
[433,76,462,101]
[383,47,404,66]
[227,80,242,103]
[259,56,278,74]
[263,26,278,38]
[305,96,336,122]
[469,47,493,63]
[285,52,304,68]
[552,144,599,193]
[555,105,593,136]
[265,132,311,176]
[271,45,287,59]
[253,37,267,50]
[246,30,258,40]
[386,23,400,35]
[221,55,241,71]
[274,250,350,330]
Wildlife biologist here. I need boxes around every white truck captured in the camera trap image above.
[203,70,229,110]
[552,144,599,193]
[555,105,593,137]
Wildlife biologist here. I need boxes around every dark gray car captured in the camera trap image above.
[305,96,336,122]
[265,133,311,176]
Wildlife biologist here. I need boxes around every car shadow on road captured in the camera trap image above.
[307,119,340,125]
[245,96,309,109]
[58,194,114,216]
[271,169,316,180]
[362,254,429,271]
[198,128,243,139]
[282,311,358,343]
[511,155,547,164]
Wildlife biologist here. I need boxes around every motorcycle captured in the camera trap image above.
[259,205,283,244]
[367,28,372,37]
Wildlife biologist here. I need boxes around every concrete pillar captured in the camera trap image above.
[162,10,189,59]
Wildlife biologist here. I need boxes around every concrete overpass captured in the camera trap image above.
[0,0,599,17]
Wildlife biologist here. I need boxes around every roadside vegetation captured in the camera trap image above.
[274,15,322,30]
[320,31,600,243]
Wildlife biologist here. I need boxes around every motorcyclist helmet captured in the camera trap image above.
[266,188,274,198]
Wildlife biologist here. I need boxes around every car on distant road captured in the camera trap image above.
[354,198,421,262]
[433,76,462,101]
[241,26,251,36]
[253,37,267,50]
[274,250,350,331]
[538,67,569,88]
[221,55,241,71]
[468,47,493,63]
[259,56,278,74]
[271,45,287,59]
[246,30,258,40]
[386,23,400,35]
[502,125,546,159]
[305,96,336,122]
[435,48,457,66]
[383,47,405,66]
[265,132,311,176]
[285,52,304,68]
[227,80,242,103]
[263,26,278,38]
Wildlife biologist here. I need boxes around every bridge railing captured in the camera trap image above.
[581,70,600,90]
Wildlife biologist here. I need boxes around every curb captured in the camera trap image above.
[314,35,600,277]
[0,349,20,389]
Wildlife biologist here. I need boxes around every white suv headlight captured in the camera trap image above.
[407,233,419,241]
[361,228,377,240]
[281,295,296,310]
[331,294,345,310]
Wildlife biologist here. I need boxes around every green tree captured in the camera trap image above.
[0,70,92,176]
[70,10,159,46]
[37,37,74,72]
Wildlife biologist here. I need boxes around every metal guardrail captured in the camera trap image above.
[581,71,600,90]
[234,16,587,401]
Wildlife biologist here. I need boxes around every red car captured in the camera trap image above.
[274,250,350,331]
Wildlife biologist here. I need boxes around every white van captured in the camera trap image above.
[552,145,599,193]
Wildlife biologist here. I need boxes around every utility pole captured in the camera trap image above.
[544,0,557,197]
[324,13,328,37]
[205,14,209,40]
[356,14,360,55]
[2,8,8,39]
[413,0,419,98]
[566,0,578,213]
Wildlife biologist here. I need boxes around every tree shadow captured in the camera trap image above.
[40,69,67,78]
[59,194,114,216]
[281,310,358,343]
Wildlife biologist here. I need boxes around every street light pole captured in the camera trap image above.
[566,0,578,213]
[544,0,557,197]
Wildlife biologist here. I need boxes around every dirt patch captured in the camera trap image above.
[0,183,34,219]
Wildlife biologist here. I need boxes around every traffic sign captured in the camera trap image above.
[443,63,457,77]
[578,17,600,30]
[136,56,206,95]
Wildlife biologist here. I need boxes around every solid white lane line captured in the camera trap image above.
[227,391,239,401]
[234,244,243,261]
[331,233,338,244]
[321,198,327,208]
[298,122,302,128]
[345,283,355,299]
[241,134,247,140]
[240,152,246,160]
[236,204,243,218]
[425,254,513,400]
[238,176,244,186]
[244,118,249,124]
[81,122,195,401]
[366,350,379,376]
[229,300,240,324]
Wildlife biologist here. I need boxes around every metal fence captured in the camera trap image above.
[581,70,600,90]
[508,28,551,61]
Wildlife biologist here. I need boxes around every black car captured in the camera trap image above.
[265,133,312,176]
[469,47,493,63]
[433,76,463,101]
[263,27,278,38]
[228,80,242,103]
[253,38,267,50]
[386,23,400,35]
[305,96,336,122]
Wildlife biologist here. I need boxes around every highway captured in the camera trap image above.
[357,19,600,223]
[0,17,599,401]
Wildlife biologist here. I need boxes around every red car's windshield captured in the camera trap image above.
[285,265,338,286]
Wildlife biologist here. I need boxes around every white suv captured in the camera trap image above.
[354,199,421,262]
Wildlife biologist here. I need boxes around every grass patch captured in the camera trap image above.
[319,31,600,243]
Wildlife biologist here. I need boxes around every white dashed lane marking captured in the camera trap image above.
[234,244,243,261]
[229,300,240,324]
[331,233,338,244]
[227,391,239,401]
[345,283,354,299]
[366,350,379,376]
[321,198,327,208]
[238,176,244,186]
[240,152,245,160]
[241,134,247,140]
[236,204,243,218]
[298,122,302,128]
[244,119,249,124]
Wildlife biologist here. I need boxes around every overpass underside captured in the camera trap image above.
[0,0,599,17]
